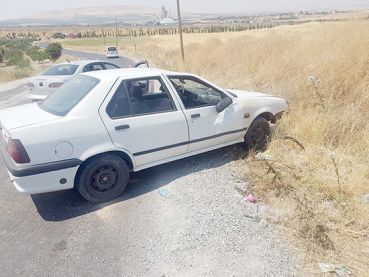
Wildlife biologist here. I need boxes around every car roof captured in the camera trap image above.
[57,60,117,66]
[82,68,186,81]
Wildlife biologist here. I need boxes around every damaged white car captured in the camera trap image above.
[0,68,288,202]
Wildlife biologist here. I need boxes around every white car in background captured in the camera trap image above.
[105,46,119,58]
[27,60,120,102]
[0,68,288,203]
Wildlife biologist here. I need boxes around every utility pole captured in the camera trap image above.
[115,17,118,48]
[176,0,185,62]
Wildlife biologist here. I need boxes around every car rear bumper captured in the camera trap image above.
[106,54,119,58]
[0,138,82,194]
[27,94,49,101]
[8,166,79,194]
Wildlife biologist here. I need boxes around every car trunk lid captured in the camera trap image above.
[0,103,60,131]
[29,75,71,95]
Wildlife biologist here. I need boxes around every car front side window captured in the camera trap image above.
[168,76,224,109]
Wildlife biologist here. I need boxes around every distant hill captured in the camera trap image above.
[0,5,165,26]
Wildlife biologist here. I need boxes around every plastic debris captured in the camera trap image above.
[363,194,369,204]
[246,193,256,204]
[158,188,168,197]
[318,263,350,277]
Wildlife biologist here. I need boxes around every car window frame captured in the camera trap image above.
[106,76,178,120]
[167,75,227,110]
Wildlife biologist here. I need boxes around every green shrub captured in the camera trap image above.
[30,48,49,63]
[46,42,62,61]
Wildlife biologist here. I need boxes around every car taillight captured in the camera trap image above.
[6,138,30,164]
[49,82,63,88]
[26,83,35,88]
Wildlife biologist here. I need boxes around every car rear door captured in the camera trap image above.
[99,75,189,168]
[165,75,245,152]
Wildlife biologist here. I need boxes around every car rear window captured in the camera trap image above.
[108,47,117,52]
[39,75,100,116]
[43,64,79,76]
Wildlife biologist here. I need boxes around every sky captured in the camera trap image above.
[1,0,369,20]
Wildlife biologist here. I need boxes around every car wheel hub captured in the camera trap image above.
[91,166,118,192]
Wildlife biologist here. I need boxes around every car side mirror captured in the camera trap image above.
[216,97,233,113]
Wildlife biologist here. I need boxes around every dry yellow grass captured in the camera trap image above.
[122,21,369,275]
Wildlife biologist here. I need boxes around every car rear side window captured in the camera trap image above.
[106,77,176,119]
[106,83,132,118]
[42,64,79,76]
[39,75,100,116]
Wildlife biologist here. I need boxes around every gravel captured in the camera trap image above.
[113,148,302,277]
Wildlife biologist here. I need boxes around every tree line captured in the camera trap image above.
[0,39,62,68]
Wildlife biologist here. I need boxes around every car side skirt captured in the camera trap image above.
[134,137,245,172]
[133,127,248,157]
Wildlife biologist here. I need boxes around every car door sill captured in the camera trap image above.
[134,138,244,172]
[133,127,247,157]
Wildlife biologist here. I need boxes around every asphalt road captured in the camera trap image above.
[38,42,137,68]
[0,50,300,276]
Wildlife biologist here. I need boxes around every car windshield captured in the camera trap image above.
[108,47,117,52]
[39,75,100,116]
[42,64,79,76]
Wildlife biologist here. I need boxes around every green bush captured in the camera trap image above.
[30,48,49,63]
[46,42,62,61]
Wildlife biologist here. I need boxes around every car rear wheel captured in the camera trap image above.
[76,154,129,203]
[244,116,271,151]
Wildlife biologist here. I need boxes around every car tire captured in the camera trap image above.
[75,154,129,203]
[244,116,271,151]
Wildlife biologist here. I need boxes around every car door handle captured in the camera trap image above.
[115,125,130,131]
[191,114,201,119]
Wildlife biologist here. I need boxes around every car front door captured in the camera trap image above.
[165,75,245,152]
[99,75,189,167]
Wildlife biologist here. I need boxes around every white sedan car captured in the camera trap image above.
[105,46,119,58]
[0,68,288,202]
[27,60,120,102]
